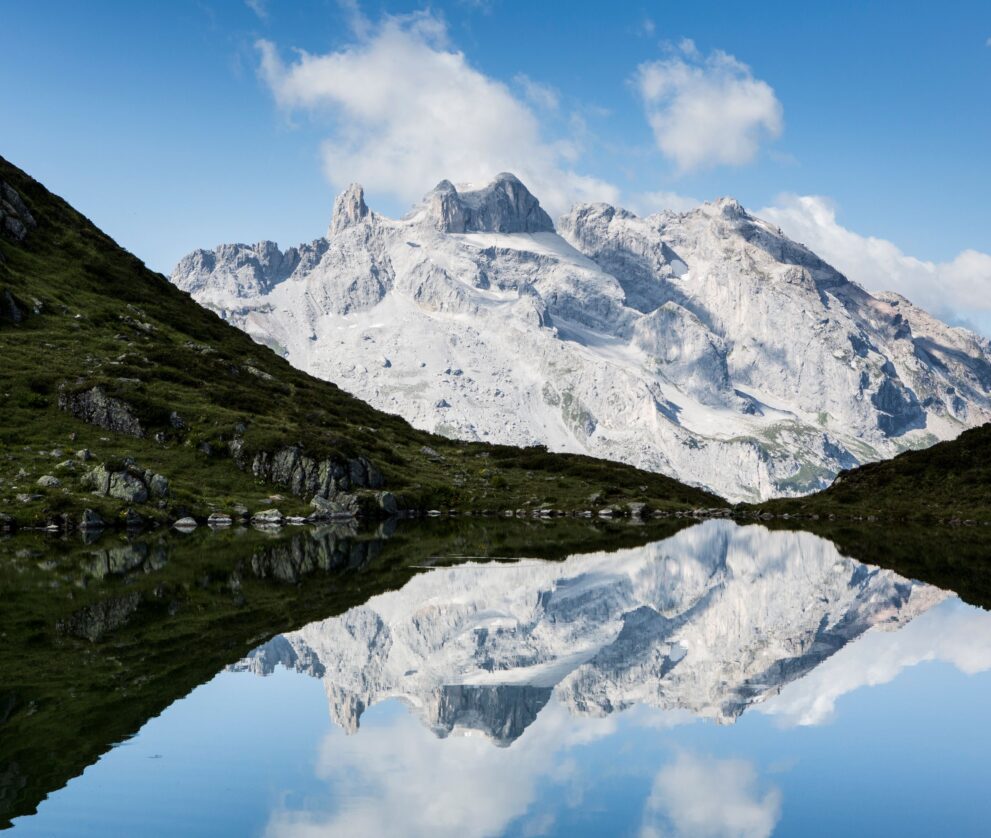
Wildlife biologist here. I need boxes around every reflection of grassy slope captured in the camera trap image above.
[0,518,689,827]
[0,155,722,527]
[764,520,991,611]
[755,423,991,522]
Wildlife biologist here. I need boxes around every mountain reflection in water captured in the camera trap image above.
[6,520,991,837]
[232,521,949,744]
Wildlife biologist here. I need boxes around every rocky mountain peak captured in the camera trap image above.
[703,196,748,221]
[329,183,370,236]
[418,173,555,234]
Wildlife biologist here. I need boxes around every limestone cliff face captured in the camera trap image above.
[173,175,991,501]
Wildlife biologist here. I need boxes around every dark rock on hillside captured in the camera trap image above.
[0,181,36,244]
[0,289,26,324]
[57,384,144,437]
[240,443,384,502]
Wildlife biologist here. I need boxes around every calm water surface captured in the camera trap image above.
[4,520,991,836]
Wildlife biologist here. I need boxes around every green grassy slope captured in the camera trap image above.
[755,422,991,522]
[0,155,723,527]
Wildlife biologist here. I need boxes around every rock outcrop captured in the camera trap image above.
[82,463,170,504]
[0,181,36,244]
[237,443,383,501]
[57,384,144,438]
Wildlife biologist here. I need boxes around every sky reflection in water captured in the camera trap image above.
[11,522,991,837]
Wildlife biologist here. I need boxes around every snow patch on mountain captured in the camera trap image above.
[172,175,991,501]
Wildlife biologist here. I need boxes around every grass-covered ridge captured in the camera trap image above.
[755,422,991,522]
[0,155,722,527]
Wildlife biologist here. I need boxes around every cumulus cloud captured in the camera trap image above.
[759,194,991,335]
[759,597,991,727]
[635,41,783,172]
[641,752,782,838]
[256,12,618,216]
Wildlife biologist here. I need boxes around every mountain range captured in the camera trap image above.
[173,174,991,501]
[232,520,944,744]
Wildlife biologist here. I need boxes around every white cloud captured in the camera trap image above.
[641,752,782,838]
[245,0,267,20]
[514,73,560,112]
[759,597,991,727]
[256,12,618,216]
[635,41,783,172]
[758,194,991,335]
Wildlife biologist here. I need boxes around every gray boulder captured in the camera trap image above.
[377,491,399,515]
[83,464,149,503]
[57,384,144,437]
[252,508,284,526]
[36,475,61,488]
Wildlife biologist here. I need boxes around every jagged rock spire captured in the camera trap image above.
[329,183,369,236]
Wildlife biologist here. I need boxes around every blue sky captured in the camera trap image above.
[3,1,990,329]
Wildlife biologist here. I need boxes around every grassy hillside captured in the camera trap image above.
[0,155,722,528]
[756,422,991,522]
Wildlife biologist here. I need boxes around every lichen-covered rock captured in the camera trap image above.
[108,471,148,503]
[36,475,60,488]
[57,384,144,437]
[82,464,149,503]
[247,444,382,501]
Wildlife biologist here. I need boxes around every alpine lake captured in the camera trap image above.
[3,516,990,837]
